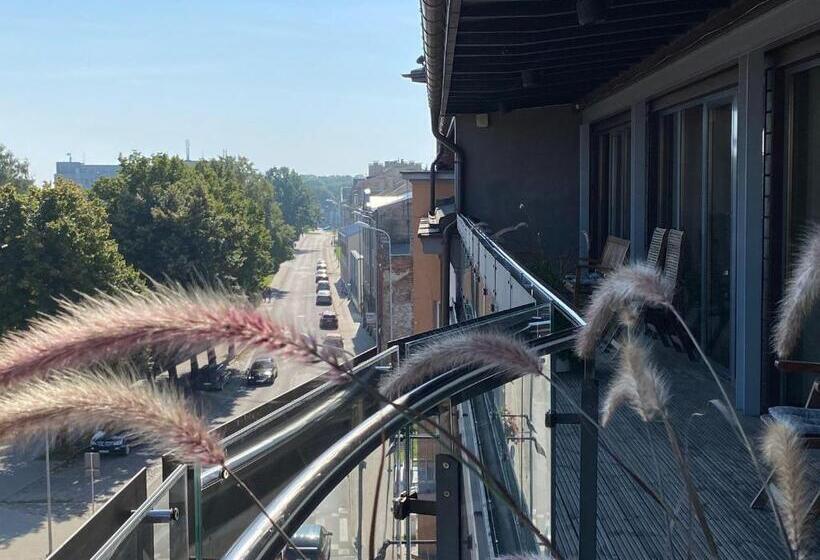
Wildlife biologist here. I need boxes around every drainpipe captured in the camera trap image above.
[429,146,443,216]
[431,121,465,214]
[440,219,457,327]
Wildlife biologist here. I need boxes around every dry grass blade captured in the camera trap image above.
[773,224,820,358]
[0,372,224,465]
[575,264,674,359]
[762,421,814,558]
[600,339,669,426]
[0,284,344,387]
[378,331,541,397]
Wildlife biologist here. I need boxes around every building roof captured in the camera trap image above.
[366,192,412,211]
[400,170,455,182]
[417,0,736,116]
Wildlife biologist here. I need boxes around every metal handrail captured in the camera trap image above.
[91,465,187,560]
[201,346,398,486]
[223,330,577,560]
[458,214,585,327]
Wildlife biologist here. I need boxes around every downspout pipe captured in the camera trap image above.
[440,218,457,327]
[421,0,465,214]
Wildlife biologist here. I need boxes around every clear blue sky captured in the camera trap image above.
[0,1,433,183]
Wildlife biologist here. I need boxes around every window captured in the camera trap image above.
[589,122,631,256]
[649,93,736,371]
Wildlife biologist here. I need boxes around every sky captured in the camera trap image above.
[0,1,434,183]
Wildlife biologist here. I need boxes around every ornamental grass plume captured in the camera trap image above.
[0,372,224,465]
[762,421,815,559]
[575,264,674,359]
[0,284,349,388]
[600,339,669,427]
[773,224,820,358]
[378,331,541,398]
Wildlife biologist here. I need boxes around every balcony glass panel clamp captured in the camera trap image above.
[545,410,580,428]
[132,508,179,524]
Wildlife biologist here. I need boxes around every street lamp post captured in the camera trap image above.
[355,221,392,343]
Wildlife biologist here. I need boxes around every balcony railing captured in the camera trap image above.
[54,213,594,560]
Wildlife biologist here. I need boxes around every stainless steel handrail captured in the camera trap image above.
[222,330,576,560]
[91,465,187,560]
[201,346,398,486]
[458,214,585,327]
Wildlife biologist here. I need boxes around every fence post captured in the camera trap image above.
[578,357,598,560]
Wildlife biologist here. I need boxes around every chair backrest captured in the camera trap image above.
[601,236,630,269]
[663,229,684,288]
[647,228,668,268]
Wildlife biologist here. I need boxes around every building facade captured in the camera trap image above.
[54,161,119,189]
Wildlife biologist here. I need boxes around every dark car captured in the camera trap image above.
[194,363,229,391]
[89,430,133,455]
[316,289,332,305]
[283,524,332,560]
[319,310,338,330]
[247,357,277,386]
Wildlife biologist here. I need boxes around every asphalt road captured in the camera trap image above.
[0,230,382,560]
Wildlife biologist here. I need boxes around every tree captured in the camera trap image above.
[265,167,319,237]
[93,153,273,292]
[197,156,294,272]
[0,143,34,191]
[0,180,140,333]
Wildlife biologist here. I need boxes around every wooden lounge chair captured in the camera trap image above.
[600,229,666,352]
[564,235,630,306]
[752,359,820,513]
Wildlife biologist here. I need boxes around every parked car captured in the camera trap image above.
[319,310,338,329]
[246,357,277,386]
[316,259,326,268]
[194,362,229,391]
[89,430,133,455]
[323,333,343,349]
[315,271,329,283]
[316,280,331,293]
[283,524,332,560]
[316,289,332,305]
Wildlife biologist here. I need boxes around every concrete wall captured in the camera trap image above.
[410,177,454,333]
[380,254,413,341]
[374,197,412,246]
[455,106,581,274]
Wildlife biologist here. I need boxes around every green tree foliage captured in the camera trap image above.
[0,143,34,191]
[301,174,355,226]
[93,153,275,292]
[0,179,140,333]
[265,167,319,236]
[198,156,294,271]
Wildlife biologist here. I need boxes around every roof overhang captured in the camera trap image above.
[427,0,738,117]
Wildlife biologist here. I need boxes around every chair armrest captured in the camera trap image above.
[775,360,820,374]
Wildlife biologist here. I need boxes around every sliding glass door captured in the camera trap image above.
[590,122,631,257]
[781,64,820,402]
[649,93,736,372]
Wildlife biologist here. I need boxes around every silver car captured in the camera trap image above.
[316,289,332,305]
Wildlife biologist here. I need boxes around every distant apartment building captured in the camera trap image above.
[366,159,423,178]
[55,161,119,189]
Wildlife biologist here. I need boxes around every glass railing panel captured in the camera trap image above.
[196,346,398,559]
[90,465,191,560]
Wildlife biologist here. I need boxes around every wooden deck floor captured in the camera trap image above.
[551,343,796,559]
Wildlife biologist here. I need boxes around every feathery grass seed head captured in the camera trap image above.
[0,372,224,465]
[600,339,669,427]
[773,224,820,358]
[575,264,673,359]
[379,331,541,398]
[762,420,814,558]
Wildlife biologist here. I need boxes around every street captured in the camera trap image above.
[0,230,383,559]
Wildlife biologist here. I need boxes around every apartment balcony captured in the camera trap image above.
[48,211,795,560]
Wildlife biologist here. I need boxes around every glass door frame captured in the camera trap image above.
[651,88,738,376]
